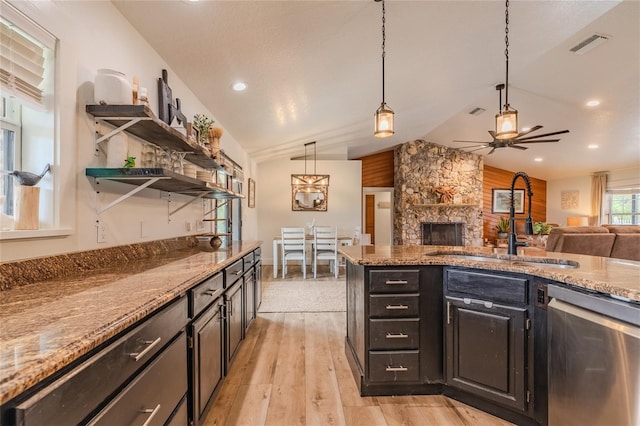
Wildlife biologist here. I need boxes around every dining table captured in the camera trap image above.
[272,234,353,278]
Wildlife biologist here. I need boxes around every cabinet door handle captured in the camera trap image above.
[386,332,408,339]
[463,298,493,309]
[129,337,161,362]
[385,280,408,285]
[385,365,408,372]
[140,404,161,426]
[385,304,409,310]
[447,301,451,325]
[234,270,243,276]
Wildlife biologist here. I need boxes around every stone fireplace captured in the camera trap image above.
[394,140,483,246]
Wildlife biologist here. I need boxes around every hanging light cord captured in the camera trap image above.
[381,0,387,105]
[504,0,510,109]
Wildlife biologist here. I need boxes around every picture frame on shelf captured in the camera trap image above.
[492,188,525,214]
[248,178,255,208]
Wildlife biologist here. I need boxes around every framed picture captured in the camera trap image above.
[248,178,255,208]
[492,188,525,214]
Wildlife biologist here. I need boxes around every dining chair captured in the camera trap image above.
[313,226,338,279]
[281,227,307,279]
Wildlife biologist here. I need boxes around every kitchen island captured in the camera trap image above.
[0,240,262,425]
[339,244,640,425]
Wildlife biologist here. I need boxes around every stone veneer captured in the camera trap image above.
[394,140,483,246]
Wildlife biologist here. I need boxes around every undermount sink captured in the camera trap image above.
[428,253,579,269]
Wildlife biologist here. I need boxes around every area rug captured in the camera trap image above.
[258,279,346,313]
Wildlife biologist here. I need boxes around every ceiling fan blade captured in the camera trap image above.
[514,139,561,144]
[457,144,489,150]
[488,130,497,138]
[515,125,543,138]
[510,145,528,150]
[468,146,491,153]
[487,147,496,155]
[452,140,490,144]
[515,129,570,141]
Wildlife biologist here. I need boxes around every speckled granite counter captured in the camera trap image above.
[339,245,640,302]
[0,240,261,405]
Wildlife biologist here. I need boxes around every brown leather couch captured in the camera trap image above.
[546,225,640,261]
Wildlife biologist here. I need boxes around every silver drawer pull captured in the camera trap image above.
[140,404,161,426]
[386,332,408,339]
[203,289,217,296]
[234,270,243,276]
[386,366,408,372]
[129,337,161,362]
[385,304,409,310]
[385,280,408,285]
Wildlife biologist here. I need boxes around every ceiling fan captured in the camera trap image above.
[453,84,570,155]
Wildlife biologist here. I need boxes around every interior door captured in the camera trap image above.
[365,194,375,244]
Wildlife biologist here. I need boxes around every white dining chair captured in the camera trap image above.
[313,226,338,279]
[281,227,307,279]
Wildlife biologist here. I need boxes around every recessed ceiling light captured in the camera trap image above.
[534,157,543,162]
[232,81,248,92]
[586,100,600,107]
[588,144,599,149]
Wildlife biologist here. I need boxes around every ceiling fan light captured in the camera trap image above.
[374,103,395,138]
[495,108,518,140]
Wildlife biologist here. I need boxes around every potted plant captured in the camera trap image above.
[192,114,215,146]
[496,216,509,239]
[533,222,553,235]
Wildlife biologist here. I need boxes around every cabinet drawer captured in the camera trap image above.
[445,269,528,305]
[191,272,223,318]
[13,297,188,426]
[369,294,420,317]
[225,259,244,287]
[369,351,420,383]
[369,270,420,293]
[369,319,420,350]
[89,332,188,425]
[243,252,255,269]
[254,247,262,263]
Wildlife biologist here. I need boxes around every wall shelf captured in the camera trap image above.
[86,168,244,215]
[86,104,224,170]
[413,203,479,207]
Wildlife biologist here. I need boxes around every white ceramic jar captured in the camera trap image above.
[94,69,132,105]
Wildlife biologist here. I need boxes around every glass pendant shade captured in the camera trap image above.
[495,107,518,140]
[374,103,395,138]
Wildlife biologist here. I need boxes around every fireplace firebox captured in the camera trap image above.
[422,222,465,246]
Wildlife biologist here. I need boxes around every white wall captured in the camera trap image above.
[547,175,591,226]
[257,158,362,264]
[0,1,256,262]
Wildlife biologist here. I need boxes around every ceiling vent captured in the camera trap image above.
[570,33,609,55]
[468,107,486,116]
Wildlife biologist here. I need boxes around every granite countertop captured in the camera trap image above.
[339,245,640,302]
[0,241,261,405]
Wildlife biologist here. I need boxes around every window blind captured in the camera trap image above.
[0,2,53,108]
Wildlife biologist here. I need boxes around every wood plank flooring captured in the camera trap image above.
[201,311,514,426]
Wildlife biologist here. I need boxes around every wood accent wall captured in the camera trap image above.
[483,165,547,242]
[357,150,394,187]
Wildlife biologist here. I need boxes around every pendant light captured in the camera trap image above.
[374,0,394,138]
[291,142,330,211]
[495,0,518,140]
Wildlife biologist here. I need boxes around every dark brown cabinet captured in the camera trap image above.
[244,268,256,331]
[444,268,531,414]
[225,279,244,369]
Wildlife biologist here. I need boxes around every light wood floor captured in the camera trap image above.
[201,311,514,426]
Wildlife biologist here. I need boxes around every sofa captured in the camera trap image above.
[545,225,640,261]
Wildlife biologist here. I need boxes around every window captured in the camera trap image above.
[608,192,640,225]
[1,1,56,233]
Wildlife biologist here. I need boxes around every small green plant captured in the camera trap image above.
[123,156,136,168]
[533,222,553,235]
[193,114,215,144]
[496,217,510,233]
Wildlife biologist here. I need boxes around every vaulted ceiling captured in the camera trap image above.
[113,0,639,180]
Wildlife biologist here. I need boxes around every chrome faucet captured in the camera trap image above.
[508,171,534,255]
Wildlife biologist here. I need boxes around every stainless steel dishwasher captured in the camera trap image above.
[547,285,640,426]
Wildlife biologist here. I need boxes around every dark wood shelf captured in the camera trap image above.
[86,168,244,199]
[86,104,224,170]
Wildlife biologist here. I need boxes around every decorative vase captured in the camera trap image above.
[94,69,132,105]
[497,232,508,239]
[209,236,222,250]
